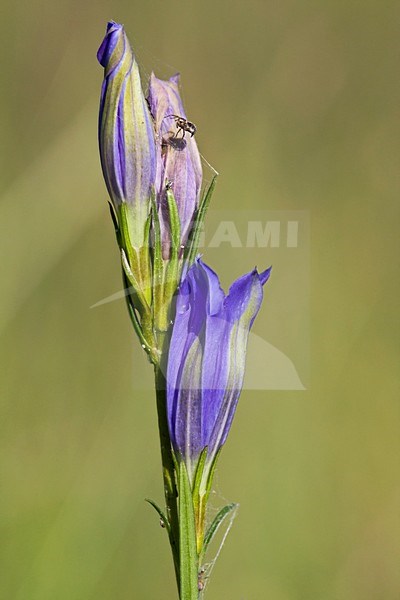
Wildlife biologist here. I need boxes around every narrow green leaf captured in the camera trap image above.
[185,175,217,266]
[164,189,182,315]
[145,498,170,533]
[150,194,166,330]
[143,210,152,250]
[124,295,157,363]
[192,447,208,555]
[108,202,120,239]
[204,446,222,502]
[150,193,163,285]
[202,503,238,557]
[166,188,181,254]
[139,212,153,305]
[192,447,208,503]
[121,248,150,313]
[179,461,199,600]
[171,447,180,473]
[118,203,136,269]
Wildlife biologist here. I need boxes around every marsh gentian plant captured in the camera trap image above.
[97,21,271,599]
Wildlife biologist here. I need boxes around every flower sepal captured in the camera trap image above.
[184,175,217,267]
[145,497,171,534]
[151,188,184,336]
[117,202,152,306]
[199,502,238,565]
[108,202,157,362]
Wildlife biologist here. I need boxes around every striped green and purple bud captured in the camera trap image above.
[97,21,156,250]
[147,74,202,259]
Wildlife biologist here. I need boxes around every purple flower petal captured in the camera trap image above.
[167,259,270,481]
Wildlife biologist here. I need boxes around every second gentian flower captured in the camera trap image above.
[167,258,271,483]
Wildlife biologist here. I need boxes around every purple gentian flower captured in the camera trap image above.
[147,74,202,258]
[167,258,271,485]
[97,21,156,248]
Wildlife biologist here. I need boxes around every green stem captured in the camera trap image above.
[154,366,181,592]
[154,368,200,600]
[178,461,200,599]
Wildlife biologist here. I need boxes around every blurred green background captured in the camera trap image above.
[1,0,399,598]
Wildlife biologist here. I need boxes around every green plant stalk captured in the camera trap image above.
[154,365,200,600]
[134,180,219,599]
[154,365,181,592]
[178,460,200,599]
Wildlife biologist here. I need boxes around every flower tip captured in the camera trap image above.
[194,254,204,266]
[97,20,124,67]
[170,73,181,85]
[106,20,122,30]
[259,266,272,286]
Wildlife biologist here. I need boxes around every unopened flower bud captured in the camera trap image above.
[97,21,156,249]
[148,74,202,258]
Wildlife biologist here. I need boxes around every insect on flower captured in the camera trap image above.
[164,114,197,138]
[198,567,206,591]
